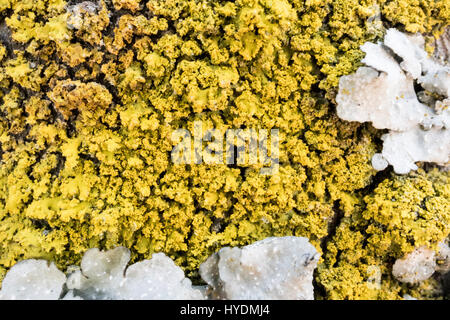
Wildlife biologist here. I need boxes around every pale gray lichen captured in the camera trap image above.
[199,237,319,300]
[65,247,205,300]
[379,127,449,174]
[336,29,450,174]
[391,239,449,289]
[0,260,66,300]
[436,240,450,274]
[0,247,204,300]
[392,246,436,284]
[383,29,450,97]
[0,237,320,300]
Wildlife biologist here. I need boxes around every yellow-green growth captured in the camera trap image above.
[0,0,448,300]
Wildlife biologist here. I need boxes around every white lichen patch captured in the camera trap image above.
[0,247,203,300]
[336,29,450,174]
[436,240,450,274]
[65,247,131,299]
[0,237,320,300]
[65,247,205,300]
[0,260,66,300]
[380,127,449,174]
[383,29,450,97]
[199,237,319,300]
[0,237,319,300]
[392,239,450,286]
[392,247,436,284]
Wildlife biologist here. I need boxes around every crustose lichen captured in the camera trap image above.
[0,0,448,300]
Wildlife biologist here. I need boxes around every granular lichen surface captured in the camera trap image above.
[0,0,448,300]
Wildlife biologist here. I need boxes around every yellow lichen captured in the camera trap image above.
[113,0,141,12]
[0,0,448,300]
[47,80,113,127]
[317,169,450,300]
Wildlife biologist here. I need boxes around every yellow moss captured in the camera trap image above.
[0,0,448,300]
